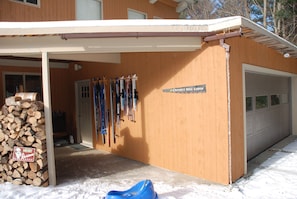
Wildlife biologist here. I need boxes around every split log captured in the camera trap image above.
[29,162,39,173]
[19,110,28,120]
[30,101,44,111]
[28,170,37,180]
[36,158,47,169]
[33,111,42,120]
[0,130,4,142]
[6,114,14,123]
[25,178,33,185]
[20,101,32,109]
[27,117,37,126]
[12,178,22,185]
[1,105,8,116]
[37,118,45,125]
[17,166,24,174]
[27,135,35,144]
[35,134,46,145]
[12,169,21,178]
[32,177,42,186]
[7,106,15,113]
[37,170,48,181]
[6,175,13,182]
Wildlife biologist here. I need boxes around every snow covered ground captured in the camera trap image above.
[1,136,297,199]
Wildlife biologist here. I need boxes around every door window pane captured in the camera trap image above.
[11,0,39,6]
[25,75,42,100]
[246,97,253,111]
[128,9,147,19]
[76,0,102,20]
[271,94,280,106]
[256,96,268,109]
[5,74,23,97]
[4,73,42,100]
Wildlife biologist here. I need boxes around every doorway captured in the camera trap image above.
[243,63,296,173]
[75,80,93,148]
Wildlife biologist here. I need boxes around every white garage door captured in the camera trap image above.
[245,72,291,160]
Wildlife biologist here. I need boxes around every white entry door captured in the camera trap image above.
[76,80,93,148]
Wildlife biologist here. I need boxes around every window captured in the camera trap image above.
[281,94,288,104]
[271,94,280,106]
[11,0,39,6]
[4,73,42,100]
[246,97,253,111]
[76,0,102,20]
[128,9,147,19]
[256,96,268,109]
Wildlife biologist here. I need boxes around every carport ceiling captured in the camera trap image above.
[0,16,296,64]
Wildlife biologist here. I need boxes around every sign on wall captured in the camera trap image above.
[163,84,206,94]
[12,146,36,162]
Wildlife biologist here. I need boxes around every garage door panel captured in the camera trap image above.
[245,72,290,160]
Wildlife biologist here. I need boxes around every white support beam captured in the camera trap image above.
[42,52,56,186]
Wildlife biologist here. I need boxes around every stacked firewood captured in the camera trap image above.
[0,98,48,186]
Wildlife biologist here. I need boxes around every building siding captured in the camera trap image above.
[0,0,177,21]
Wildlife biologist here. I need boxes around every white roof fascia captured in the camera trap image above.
[0,17,244,36]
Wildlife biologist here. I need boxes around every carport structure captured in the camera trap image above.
[0,16,297,185]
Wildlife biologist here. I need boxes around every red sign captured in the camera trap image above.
[12,146,36,162]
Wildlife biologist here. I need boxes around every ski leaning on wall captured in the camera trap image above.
[109,80,116,144]
[93,75,138,145]
[93,78,108,144]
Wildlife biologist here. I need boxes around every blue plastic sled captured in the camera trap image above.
[105,179,158,199]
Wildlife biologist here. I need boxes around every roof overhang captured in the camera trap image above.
[0,16,296,65]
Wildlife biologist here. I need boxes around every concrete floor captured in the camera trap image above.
[54,135,297,186]
[54,143,210,186]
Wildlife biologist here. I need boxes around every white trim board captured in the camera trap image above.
[0,58,69,68]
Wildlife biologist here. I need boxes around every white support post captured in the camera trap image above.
[42,51,56,186]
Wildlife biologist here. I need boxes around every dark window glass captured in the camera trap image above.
[256,96,268,109]
[271,95,280,106]
[246,97,253,111]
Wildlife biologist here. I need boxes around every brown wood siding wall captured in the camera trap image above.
[0,0,177,21]
[227,37,297,182]
[0,0,75,21]
[68,42,230,184]
[103,0,177,19]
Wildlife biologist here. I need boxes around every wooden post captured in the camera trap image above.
[42,52,56,186]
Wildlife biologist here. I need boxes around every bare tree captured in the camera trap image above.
[181,0,215,19]
[217,0,250,18]
[181,0,297,45]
